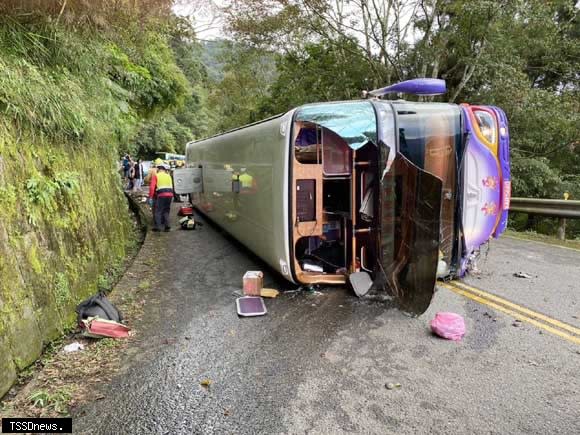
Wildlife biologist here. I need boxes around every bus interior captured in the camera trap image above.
[291,121,380,284]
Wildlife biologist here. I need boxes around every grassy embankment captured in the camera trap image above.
[0,15,190,398]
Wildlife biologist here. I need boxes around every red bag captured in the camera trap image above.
[178,206,193,216]
[430,312,465,341]
[81,317,130,339]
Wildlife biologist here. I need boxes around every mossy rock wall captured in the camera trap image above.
[0,127,132,398]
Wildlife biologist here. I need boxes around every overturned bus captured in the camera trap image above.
[174,79,511,314]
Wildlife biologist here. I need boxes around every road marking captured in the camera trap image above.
[452,281,580,336]
[440,282,580,345]
[504,235,580,253]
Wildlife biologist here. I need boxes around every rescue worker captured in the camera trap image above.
[148,163,174,232]
[144,158,164,185]
[238,168,257,194]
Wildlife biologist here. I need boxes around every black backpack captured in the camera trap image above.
[76,292,123,325]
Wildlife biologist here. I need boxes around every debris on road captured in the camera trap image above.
[243,271,264,296]
[513,271,532,278]
[63,342,85,353]
[177,206,194,216]
[179,216,196,230]
[76,292,123,324]
[76,292,130,338]
[236,296,267,317]
[260,288,279,298]
[430,312,466,341]
[200,379,212,389]
[385,382,402,390]
[81,317,131,339]
[350,271,373,297]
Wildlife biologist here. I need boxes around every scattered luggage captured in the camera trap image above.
[63,342,85,353]
[260,288,279,298]
[76,292,123,324]
[76,292,129,339]
[179,216,196,230]
[243,271,263,296]
[430,312,466,341]
[178,206,194,216]
[81,317,130,338]
[236,296,267,317]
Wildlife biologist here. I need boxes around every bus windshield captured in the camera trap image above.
[393,102,462,276]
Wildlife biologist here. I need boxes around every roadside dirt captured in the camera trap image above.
[0,192,157,419]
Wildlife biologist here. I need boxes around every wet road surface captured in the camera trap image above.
[73,207,580,434]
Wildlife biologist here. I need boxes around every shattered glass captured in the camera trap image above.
[390,102,461,276]
[378,151,442,316]
[295,101,377,150]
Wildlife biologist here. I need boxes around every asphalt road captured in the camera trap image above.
[73,207,580,434]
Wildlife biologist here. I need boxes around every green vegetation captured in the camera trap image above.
[138,280,151,290]
[29,388,72,415]
[0,1,210,397]
[504,230,580,251]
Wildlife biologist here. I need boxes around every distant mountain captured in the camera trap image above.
[200,39,228,81]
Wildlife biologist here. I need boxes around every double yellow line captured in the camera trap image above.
[440,280,580,345]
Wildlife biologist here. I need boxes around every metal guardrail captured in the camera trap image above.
[510,197,580,219]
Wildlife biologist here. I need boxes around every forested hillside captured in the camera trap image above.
[0,0,209,396]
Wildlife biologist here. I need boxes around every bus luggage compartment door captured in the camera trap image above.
[379,152,442,316]
[173,167,203,195]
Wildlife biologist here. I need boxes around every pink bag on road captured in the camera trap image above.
[430,312,466,341]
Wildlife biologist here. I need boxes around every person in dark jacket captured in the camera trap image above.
[132,159,143,192]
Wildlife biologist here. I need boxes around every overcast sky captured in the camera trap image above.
[173,0,226,40]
